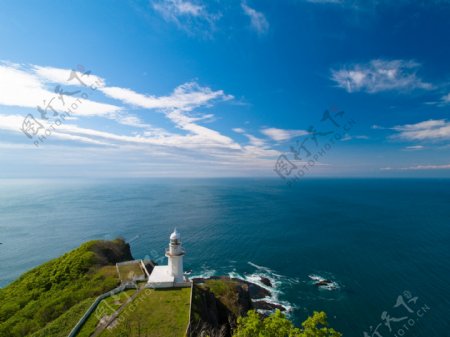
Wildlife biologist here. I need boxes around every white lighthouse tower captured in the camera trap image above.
[147,228,189,288]
[166,228,185,283]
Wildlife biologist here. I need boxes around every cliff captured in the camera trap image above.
[0,239,132,337]
[189,276,284,337]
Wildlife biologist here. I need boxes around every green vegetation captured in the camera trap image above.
[233,309,342,337]
[100,287,191,337]
[30,298,94,337]
[76,289,136,337]
[0,238,132,337]
[117,262,146,282]
[201,279,242,316]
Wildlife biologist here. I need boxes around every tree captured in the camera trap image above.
[233,310,342,337]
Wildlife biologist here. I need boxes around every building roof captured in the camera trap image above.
[170,228,180,240]
[147,266,174,285]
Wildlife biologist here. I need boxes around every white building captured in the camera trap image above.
[146,229,190,288]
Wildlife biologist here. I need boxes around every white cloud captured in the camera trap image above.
[152,0,218,36]
[331,59,433,93]
[32,65,105,87]
[306,0,343,3]
[100,81,232,111]
[241,2,269,35]
[341,134,369,141]
[0,63,122,118]
[260,127,307,141]
[0,61,284,177]
[440,92,450,105]
[404,145,425,150]
[391,119,450,142]
[382,164,450,171]
[101,81,238,149]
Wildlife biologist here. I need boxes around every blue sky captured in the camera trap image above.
[1,0,450,178]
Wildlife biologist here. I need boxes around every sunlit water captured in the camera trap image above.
[0,178,449,337]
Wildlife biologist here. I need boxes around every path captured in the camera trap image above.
[90,284,146,337]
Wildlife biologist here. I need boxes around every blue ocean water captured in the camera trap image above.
[0,178,449,337]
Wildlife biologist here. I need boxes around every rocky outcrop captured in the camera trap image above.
[252,300,285,312]
[90,238,134,265]
[259,277,272,288]
[189,276,286,337]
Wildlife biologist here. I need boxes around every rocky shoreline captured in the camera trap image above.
[192,275,287,312]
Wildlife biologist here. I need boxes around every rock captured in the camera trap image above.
[189,275,289,336]
[259,277,272,287]
[229,278,271,299]
[188,281,249,337]
[315,280,333,286]
[252,300,286,312]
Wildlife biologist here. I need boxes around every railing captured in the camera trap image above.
[67,283,137,337]
[165,247,186,256]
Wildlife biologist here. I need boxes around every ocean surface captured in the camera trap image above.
[0,178,449,337]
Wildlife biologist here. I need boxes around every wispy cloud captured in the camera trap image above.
[438,92,450,106]
[331,59,433,93]
[341,134,369,141]
[306,0,343,3]
[0,62,121,118]
[101,81,238,149]
[404,145,425,151]
[233,127,267,147]
[0,61,280,175]
[391,119,450,142]
[260,127,307,141]
[100,81,232,111]
[381,164,450,171]
[152,0,219,36]
[241,1,269,35]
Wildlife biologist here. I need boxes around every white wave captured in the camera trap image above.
[308,274,340,291]
[189,267,217,279]
[245,262,299,315]
[308,274,325,282]
[248,261,274,273]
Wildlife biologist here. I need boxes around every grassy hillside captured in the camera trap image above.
[0,238,132,337]
[100,288,191,337]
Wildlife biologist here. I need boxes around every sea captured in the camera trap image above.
[0,178,449,337]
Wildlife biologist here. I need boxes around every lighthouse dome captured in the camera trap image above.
[170,229,180,240]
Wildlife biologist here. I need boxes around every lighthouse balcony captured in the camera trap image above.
[165,247,185,256]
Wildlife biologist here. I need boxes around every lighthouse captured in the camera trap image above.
[147,229,189,288]
[166,228,185,283]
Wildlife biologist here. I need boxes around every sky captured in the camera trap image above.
[0,0,450,178]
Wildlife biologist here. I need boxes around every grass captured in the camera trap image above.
[100,287,191,337]
[117,262,146,282]
[75,289,136,337]
[0,239,130,337]
[202,279,240,316]
[30,297,96,337]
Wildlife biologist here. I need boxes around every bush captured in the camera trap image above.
[233,309,342,337]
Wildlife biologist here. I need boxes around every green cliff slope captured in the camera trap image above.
[0,239,132,337]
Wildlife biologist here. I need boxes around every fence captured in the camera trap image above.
[67,282,137,337]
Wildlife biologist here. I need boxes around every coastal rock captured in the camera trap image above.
[252,300,286,312]
[315,280,332,286]
[259,277,272,288]
[192,276,271,300]
[189,279,252,337]
[189,276,287,337]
